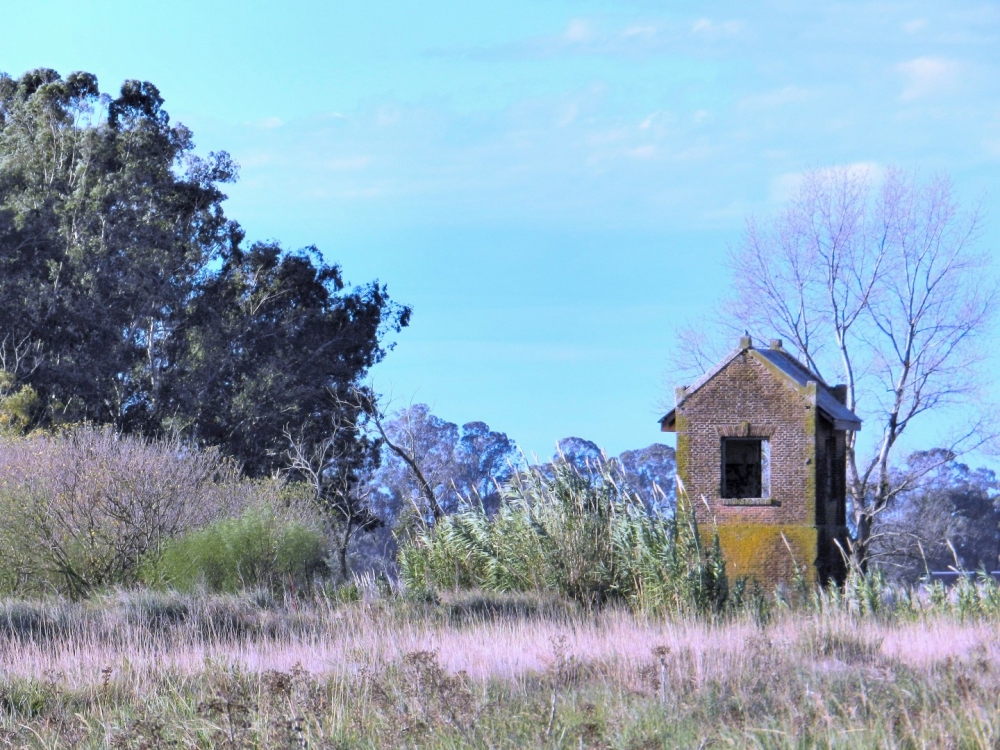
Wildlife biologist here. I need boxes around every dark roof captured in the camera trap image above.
[660,336,862,432]
[754,347,862,431]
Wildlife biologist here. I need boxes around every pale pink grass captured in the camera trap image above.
[2,602,996,692]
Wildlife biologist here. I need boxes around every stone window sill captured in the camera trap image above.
[722,497,775,506]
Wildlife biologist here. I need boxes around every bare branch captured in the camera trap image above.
[356,388,444,523]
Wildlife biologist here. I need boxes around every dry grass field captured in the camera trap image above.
[1,587,999,748]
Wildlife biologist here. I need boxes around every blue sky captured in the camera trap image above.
[3,1,999,460]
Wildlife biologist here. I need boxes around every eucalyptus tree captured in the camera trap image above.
[0,69,237,428]
[0,68,409,479]
[550,438,676,512]
[365,403,520,523]
[163,242,407,477]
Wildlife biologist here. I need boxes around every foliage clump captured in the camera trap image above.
[399,459,728,615]
[143,505,328,593]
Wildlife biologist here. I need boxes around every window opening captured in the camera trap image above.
[722,438,770,499]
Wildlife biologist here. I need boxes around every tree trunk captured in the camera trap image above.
[339,517,353,582]
[381,434,444,521]
[852,511,873,574]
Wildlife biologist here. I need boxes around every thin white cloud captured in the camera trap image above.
[375,106,401,127]
[903,19,927,33]
[236,152,279,169]
[627,145,657,160]
[770,162,884,204]
[691,18,742,36]
[339,186,384,199]
[621,24,658,39]
[672,144,718,162]
[429,17,722,60]
[896,56,961,101]
[325,156,371,171]
[739,86,814,110]
[254,116,284,130]
[701,199,753,222]
[636,109,677,135]
[557,103,579,127]
[564,19,594,43]
[770,172,803,204]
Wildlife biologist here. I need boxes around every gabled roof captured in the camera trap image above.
[660,336,862,432]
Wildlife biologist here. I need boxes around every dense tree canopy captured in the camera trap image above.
[0,68,409,474]
[163,242,404,476]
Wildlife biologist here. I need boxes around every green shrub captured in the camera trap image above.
[399,460,728,615]
[143,506,328,593]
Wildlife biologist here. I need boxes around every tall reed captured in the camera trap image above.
[399,459,729,615]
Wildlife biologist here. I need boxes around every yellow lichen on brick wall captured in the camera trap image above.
[712,524,818,589]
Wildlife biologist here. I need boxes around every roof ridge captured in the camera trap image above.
[767,347,829,389]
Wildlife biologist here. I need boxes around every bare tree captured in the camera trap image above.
[286,393,383,581]
[0,426,251,598]
[693,166,996,570]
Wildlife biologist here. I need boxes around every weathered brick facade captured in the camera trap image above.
[661,337,859,589]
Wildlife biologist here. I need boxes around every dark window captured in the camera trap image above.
[722,438,770,499]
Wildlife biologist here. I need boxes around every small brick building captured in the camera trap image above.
[660,336,861,588]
